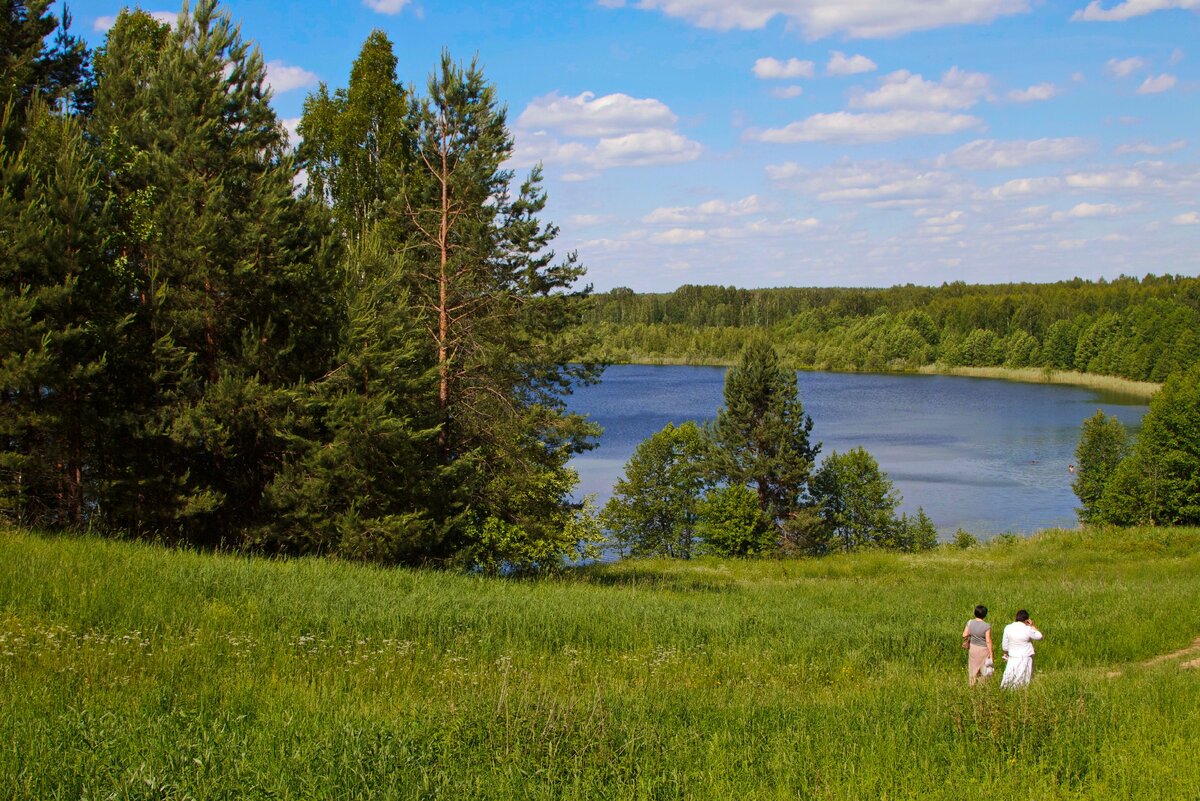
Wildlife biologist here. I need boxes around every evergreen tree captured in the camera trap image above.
[0,100,119,527]
[810,447,902,553]
[600,422,708,559]
[88,1,336,541]
[259,230,444,561]
[709,341,819,539]
[1,0,90,117]
[392,53,598,558]
[1073,410,1129,524]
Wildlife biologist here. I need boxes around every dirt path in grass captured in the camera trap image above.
[1107,636,1200,677]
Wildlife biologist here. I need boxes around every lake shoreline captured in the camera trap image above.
[597,358,1161,400]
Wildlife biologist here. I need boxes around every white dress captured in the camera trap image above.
[1000,621,1043,689]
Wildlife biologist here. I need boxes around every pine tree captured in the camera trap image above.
[1,0,90,117]
[0,100,118,527]
[709,341,819,538]
[88,1,336,541]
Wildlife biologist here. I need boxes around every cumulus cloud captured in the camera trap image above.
[767,160,967,206]
[651,228,708,245]
[517,91,677,138]
[1064,169,1147,189]
[1053,202,1127,219]
[986,177,1064,198]
[751,110,983,144]
[753,57,815,79]
[1007,83,1059,102]
[772,86,804,99]
[1172,211,1200,224]
[1073,0,1200,22]
[265,61,319,94]
[628,0,1034,39]
[513,113,700,178]
[94,10,175,31]
[936,138,1091,169]
[1106,57,1146,77]
[850,67,991,110]
[643,195,766,224]
[827,51,877,75]
[363,0,411,13]
[1137,74,1177,93]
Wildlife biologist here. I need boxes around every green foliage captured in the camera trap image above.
[601,422,709,558]
[1073,410,1129,523]
[810,446,903,553]
[894,507,940,552]
[1097,365,1200,526]
[953,528,978,548]
[580,276,1200,384]
[710,341,819,537]
[697,483,775,556]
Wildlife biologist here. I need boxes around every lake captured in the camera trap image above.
[567,365,1150,539]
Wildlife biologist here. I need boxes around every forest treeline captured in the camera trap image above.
[582,276,1200,383]
[0,2,598,570]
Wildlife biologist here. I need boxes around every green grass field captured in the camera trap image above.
[3,526,1199,800]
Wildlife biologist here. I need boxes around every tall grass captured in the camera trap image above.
[916,365,1160,400]
[3,526,1199,799]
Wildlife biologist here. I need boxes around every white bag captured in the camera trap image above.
[982,658,994,677]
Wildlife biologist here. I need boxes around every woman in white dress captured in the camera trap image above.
[1000,609,1043,689]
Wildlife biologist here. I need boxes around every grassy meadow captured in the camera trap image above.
[3,526,1200,800]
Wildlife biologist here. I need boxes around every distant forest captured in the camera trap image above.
[581,275,1200,383]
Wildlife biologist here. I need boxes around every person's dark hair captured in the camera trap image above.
[974,605,988,619]
[1015,609,1030,622]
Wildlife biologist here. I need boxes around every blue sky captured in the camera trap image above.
[71,0,1200,291]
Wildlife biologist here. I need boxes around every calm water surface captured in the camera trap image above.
[567,365,1149,539]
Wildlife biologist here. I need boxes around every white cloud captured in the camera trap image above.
[1137,74,1177,93]
[643,195,766,223]
[1065,169,1147,188]
[772,86,804,99]
[1172,211,1200,224]
[827,51,877,75]
[1106,57,1146,77]
[265,61,319,94]
[651,228,708,245]
[1053,202,1127,219]
[591,129,703,168]
[363,0,411,13]
[986,177,1063,198]
[753,57,815,79]
[1073,0,1200,22]
[936,137,1091,169]
[752,110,983,144]
[281,117,302,149]
[517,91,677,137]
[94,10,175,31]
[570,214,607,226]
[768,160,967,205]
[1115,139,1187,154]
[630,0,1034,39]
[850,68,991,110]
[1007,83,1059,102]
